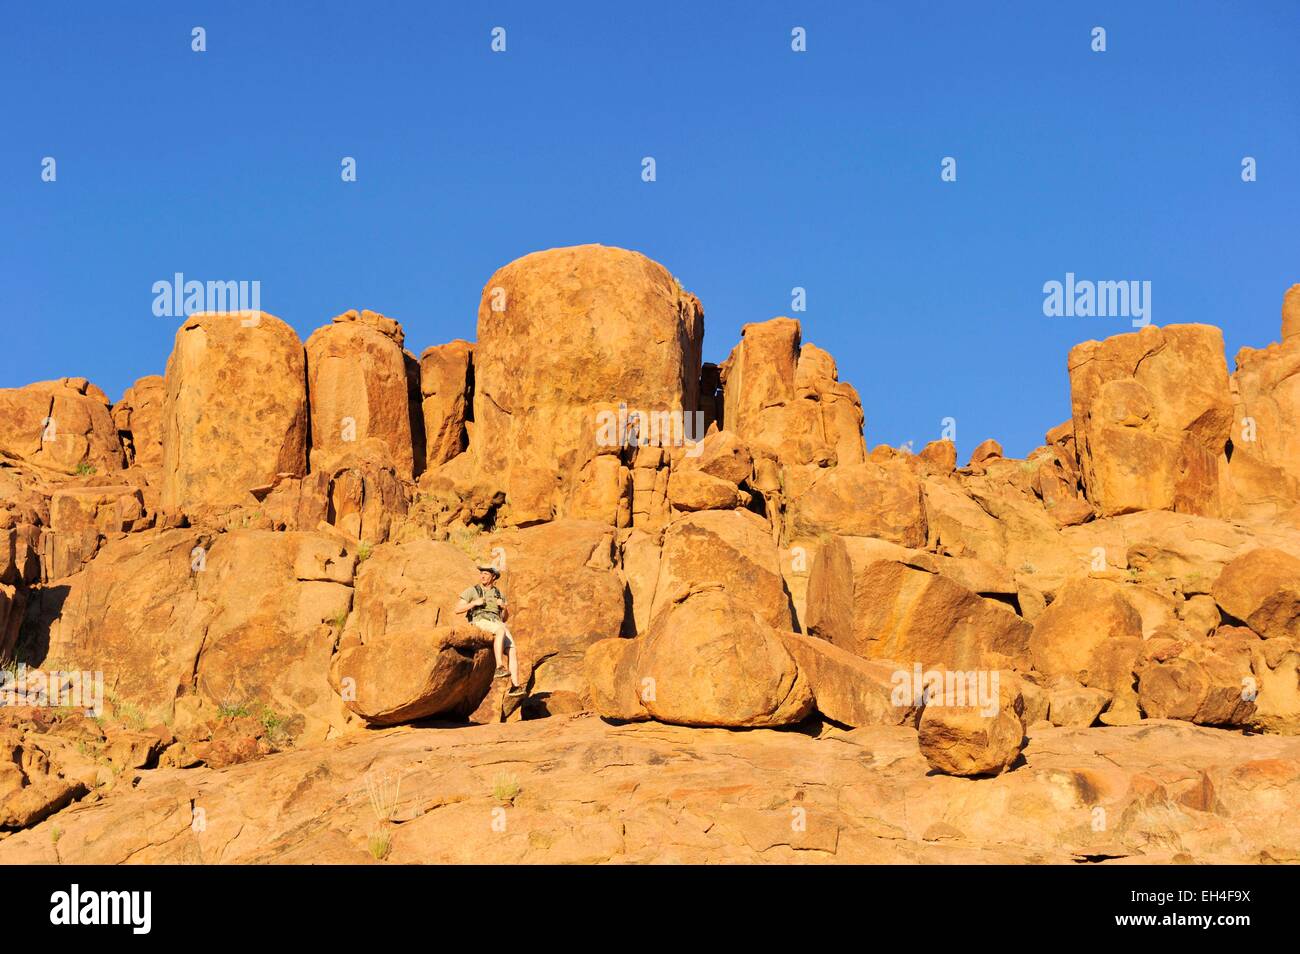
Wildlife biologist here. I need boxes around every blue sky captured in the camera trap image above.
[3,1,1297,460]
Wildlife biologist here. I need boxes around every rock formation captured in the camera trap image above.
[2,244,1299,865]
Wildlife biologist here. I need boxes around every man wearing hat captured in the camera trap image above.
[455,564,524,697]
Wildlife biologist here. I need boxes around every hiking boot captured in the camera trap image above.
[507,684,526,697]
[494,667,509,680]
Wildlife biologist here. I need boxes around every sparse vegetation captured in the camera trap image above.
[328,609,349,630]
[258,705,288,742]
[217,702,252,720]
[356,542,373,563]
[364,770,403,822]
[492,772,520,803]
[74,462,96,476]
[106,693,149,730]
[367,829,391,861]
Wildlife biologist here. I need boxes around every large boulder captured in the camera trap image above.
[1212,548,1300,640]
[633,589,812,728]
[790,460,926,545]
[161,312,308,519]
[805,539,1031,669]
[649,509,792,631]
[583,636,650,722]
[0,379,124,477]
[1068,324,1233,517]
[676,430,752,485]
[777,634,919,728]
[419,340,473,468]
[917,672,1026,777]
[719,320,865,468]
[305,310,415,480]
[350,539,477,641]
[329,624,493,725]
[666,469,740,512]
[27,529,356,743]
[111,375,165,470]
[471,245,704,526]
[1028,576,1144,683]
[1228,293,1300,522]
[1137,630,1258,727]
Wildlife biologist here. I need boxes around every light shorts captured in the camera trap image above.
[471,616,514,650]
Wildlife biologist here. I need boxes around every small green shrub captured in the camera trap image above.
[492,772,520,803]
[367,829,391,861]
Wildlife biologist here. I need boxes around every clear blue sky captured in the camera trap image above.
[3,1,1297,460]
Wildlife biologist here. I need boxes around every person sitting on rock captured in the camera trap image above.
[455,565,524,697]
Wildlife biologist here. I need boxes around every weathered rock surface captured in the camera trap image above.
[419,340,473,469]
[4,251,1300,863]
[329,623,494,726]
[111,375,165,470]
[471,245,703,526]
[5,716,1295,863]
[1212,547,1300,640]
[918,673,1026,777]
[306,310,415,480]
[649,509,792,631]
[161,312,308,518]
[21,529,356,743]
[590,588,812,728]
[1068,325,1233,518]
[790,460,926,545]
[806,541,1031,669]
[0,379,124,476]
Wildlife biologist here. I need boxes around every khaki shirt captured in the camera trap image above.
[460,584,506,621]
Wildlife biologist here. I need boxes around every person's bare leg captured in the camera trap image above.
[505,628,520,688]
[493,626,505,671]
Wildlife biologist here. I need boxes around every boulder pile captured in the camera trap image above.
[2,247,1299,834]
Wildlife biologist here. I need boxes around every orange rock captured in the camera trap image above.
[330,623,494,725]
[636,589,812,728]
[1229,328,1300,523]
[1029,577,1143,683]
[1212,547,1300,640]
[111,375,165,470]
[161,312,308,519]
[472,245,703,526]
[1068,324,1233,517]
[790,460,926,546]
[918,439,956,473]
[666,469,740,512]
[306,310,415,480]
[419,340,473,468]
[583,637,650,722]
[676,430,752,485]
[649,509,792,631]
[719,320,865,469]
[0,379,124,477]
[1283,284,1300,343]
[777,634,919,728]
[969,439,1002,466]
[917,672,1025,777]
[476,520,626,709]
[806,541,1030,669]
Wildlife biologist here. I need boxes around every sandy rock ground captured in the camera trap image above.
[2,715,1295,865]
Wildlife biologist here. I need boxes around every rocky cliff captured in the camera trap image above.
[2,244,1298,862]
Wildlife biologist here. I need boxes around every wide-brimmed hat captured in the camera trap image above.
[476,564,501,578]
